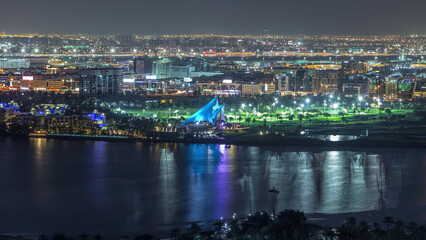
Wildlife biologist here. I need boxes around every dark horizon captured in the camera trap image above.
[1,0,425,36]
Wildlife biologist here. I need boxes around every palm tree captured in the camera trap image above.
[383,216,394,232]
[134,234,154,240]
[92,235,102,240]
[170,229,180,240]
[407,222,419,238]
[38,234,48,240]
[79,233,89,240]
[298,114,304,123]
[346,216,357,228]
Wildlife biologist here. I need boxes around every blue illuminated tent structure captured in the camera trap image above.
[180,97,226,126]
[212,103,226,124]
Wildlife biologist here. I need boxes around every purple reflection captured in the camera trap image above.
[214,144,232,220]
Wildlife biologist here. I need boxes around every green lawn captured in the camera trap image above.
[122,106,425,136]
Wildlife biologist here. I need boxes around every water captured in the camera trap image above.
[0,137,425,238]
[305,134,360,141]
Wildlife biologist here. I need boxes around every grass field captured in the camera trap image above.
[123,106,425,136]
[121,105,426,146]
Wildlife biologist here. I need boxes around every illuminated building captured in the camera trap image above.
[79,68,123,95]
[0,75,8,90]
[20,76,33,91]
[170,65,195,78]
[12,115,79,132]
[0,58,30,68]
[152,58,172,79]
[198,79,275,96]
[341,61,368,75]
[341,75,369,97]
[134,57,154,74]
[198,81,241,95]
[121,78,136,92]
[311,70,341,94]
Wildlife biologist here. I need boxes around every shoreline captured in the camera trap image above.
[1,208,425,240]
[24,133,426,148]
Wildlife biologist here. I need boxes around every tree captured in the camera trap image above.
[324,112,331,120]
[52,234,68,240]
[79,233,89,240]
[170,229,180,240]
[383,216,394,232]
[0,121,7,136]
[92,235,102,240]
[188,223,202,240]
[134,234,154,240]
[38,234,48,240]
[298,114,304,123]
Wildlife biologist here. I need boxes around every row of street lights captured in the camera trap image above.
[233,94,373,122]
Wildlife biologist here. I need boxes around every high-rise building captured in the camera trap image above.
[152,58,172,79]
[134,57,154,74]
[79,68,123,95]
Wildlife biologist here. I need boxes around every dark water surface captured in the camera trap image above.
[0,138,425,238]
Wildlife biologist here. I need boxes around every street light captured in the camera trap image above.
[306,98,310,110]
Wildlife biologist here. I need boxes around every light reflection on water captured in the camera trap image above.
[0,138,423,238]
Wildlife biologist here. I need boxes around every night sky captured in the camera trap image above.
[1,0,425,35]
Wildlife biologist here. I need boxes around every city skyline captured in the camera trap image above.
[1,0,425,35]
